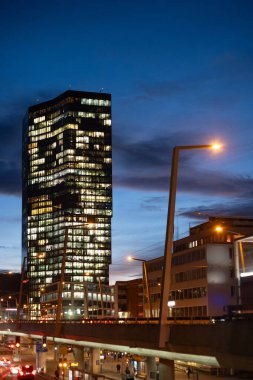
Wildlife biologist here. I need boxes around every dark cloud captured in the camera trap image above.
[133,52,253,115]
[140,196,166,212]
[0,216,21,223]
[0,90,60,196]
[114,170,253,199]
[113,132,253,199]
[138,80,184,98]
[0,115,21,196]
[178,200,253,220]
[113,129,209,174]
[179,169,253,197]
[0,163,21,195]
[0,245,18,249]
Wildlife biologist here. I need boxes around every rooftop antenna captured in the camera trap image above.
[99,88,104,93]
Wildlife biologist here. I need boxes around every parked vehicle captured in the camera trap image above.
[17,365,35,380]
[10,365,21,375]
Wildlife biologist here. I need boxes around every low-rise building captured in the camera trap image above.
[145,217,253,318]
[114,279,143,318]
[40,281,115,319]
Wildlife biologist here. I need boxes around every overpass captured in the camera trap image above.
[0,319,253,372]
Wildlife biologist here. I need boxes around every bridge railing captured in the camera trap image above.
[0,316,214,325]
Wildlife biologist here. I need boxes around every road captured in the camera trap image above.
[0,340,252,380]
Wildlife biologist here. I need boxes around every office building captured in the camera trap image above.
[22,90,112,319]
[114,279,143,318]
[145,217,253,318]
[40,281,115,320]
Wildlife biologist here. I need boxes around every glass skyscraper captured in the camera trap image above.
[22,90,112,319]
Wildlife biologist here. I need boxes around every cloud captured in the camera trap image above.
[178,199,253,220]
[0,245,18,249]
[0,160,21,195]
[132,51,253,117]
[138,80,185,98]
[140,196,166,211]
[113,131,253,198]
[0,109,23,195]
[0,89,60,196]
[0,216,21,223]
[113,129,206,175]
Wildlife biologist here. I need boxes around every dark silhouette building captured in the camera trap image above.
[0,272,21,303]
[115,279,143,318]
[22,90,112,319]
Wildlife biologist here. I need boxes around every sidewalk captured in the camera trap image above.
[99,368,248,380]
[98,370,141,380]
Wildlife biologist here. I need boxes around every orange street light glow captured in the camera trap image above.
[212,143,222,150]
[215,225,223,232]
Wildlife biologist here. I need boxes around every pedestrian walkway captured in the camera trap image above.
[175,369,246,380]
[99,369,139,380]
[99,368,248,380]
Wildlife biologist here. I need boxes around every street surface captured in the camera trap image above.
[0,339,252,380]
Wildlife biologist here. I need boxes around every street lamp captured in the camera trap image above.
[159,143,222,347]
[0,298,8,320]
[128,256,152,318]
[8,296,18,308]
[16,256,28,328]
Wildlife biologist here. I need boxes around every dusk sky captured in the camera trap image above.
[1,0,253,283]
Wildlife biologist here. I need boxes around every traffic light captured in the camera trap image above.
[15,336,20,348]
[42,336,47,348]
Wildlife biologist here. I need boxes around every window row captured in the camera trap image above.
[172,249,206,266]
[81,98,111,106]
[174,267,207,283]
[169,286,207,300]
[172,305,207,317]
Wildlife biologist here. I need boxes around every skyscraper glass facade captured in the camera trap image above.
[22,90,112,319]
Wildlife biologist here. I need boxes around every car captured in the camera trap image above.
[0,358,11,366]
[17,365,35,380]
[10,365,21,375]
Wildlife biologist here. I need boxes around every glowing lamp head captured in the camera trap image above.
[211,143,222,151]
[215,225,223,233]
[127,256,133,262]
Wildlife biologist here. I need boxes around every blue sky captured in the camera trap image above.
[1,0,253,282]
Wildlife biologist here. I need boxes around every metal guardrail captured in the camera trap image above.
[1,313,253,326]
[0,317,211,325]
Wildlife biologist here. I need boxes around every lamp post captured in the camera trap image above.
[159,144,221,347]
[0,299,3,320]
[8,296,18,308]
[128,256,152,318]
[0,298,7,320]
[16,256,27,328]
